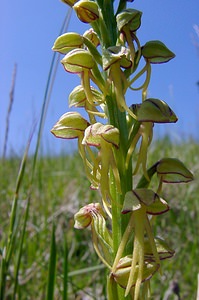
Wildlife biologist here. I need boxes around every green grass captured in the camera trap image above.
[0,139,198,299]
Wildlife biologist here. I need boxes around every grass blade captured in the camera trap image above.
[2,64,17,159]
[46,223,57,300]
[63,237,68,300]
[12,197,30,299]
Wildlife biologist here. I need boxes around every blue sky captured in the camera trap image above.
[1,0,199,156]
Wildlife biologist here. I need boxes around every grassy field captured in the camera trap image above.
[0,138,198,299]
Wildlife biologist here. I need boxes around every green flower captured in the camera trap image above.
[74,203,113,268]
[61,49,103,119]
[102,47,138,118]
[68,85,105,122]
[126,121,153,180]
[116,9,142,63]
[82,123,121,213]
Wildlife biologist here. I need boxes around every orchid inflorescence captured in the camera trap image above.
[51,1,194,299]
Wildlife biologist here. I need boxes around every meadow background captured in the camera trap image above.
[1,1,199,299]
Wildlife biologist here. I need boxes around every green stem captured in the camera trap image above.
[116,0,127,15]
[107,92,133,300]
[107,275,120,300]
[107,92,133,246]
[109,170,122,256]
[99,0,117,46]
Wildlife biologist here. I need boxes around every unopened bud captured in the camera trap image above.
[83,28,100,47]
[82,123,120,148]
[73,0,99,23]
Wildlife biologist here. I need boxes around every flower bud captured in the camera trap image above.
[74,203,104,229]
[61,49,95,73]
[142,40,175,64]
[131,98,178,123]
[51,112,89,139]
[82,122,102,147]
[82,123,120,148]
[83,28,100,47]
[73,0,99,23]
[52,32,83,54]
[157,158,194,183]
[116,9,142,33]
